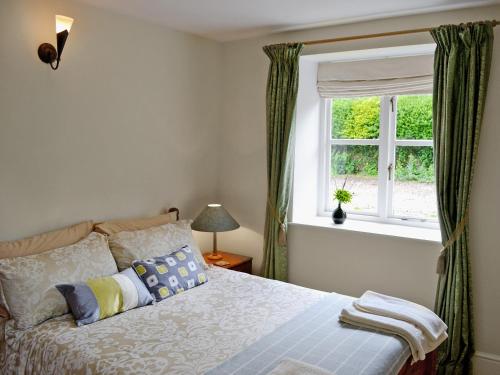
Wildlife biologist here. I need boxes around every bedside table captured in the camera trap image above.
[203,251,253,275]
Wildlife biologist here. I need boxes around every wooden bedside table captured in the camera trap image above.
[203,251,253,274]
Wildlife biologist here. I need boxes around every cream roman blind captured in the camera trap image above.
[317,54,434,98]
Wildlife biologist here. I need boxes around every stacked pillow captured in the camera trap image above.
[106,220,207,271]
[0,232,117,329]
[94,211,178,236]
[0,213,209,328]
[0,220,94,320]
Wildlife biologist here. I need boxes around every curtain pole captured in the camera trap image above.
[301,20,497,46]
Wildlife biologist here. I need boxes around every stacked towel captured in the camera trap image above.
[340,291,447,363]
[355,291,447,340]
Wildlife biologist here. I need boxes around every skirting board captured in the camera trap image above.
[474,351,500,374]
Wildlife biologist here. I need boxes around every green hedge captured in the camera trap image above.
[331,96,434,183]
[332,97,380,139]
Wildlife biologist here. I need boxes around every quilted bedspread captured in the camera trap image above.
[1,267,411,375]
[1,267,325,374]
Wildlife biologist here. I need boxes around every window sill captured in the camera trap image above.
[290,216,441,243]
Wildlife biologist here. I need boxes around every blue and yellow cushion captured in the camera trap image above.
[56,267,153,326]
[132,245,208,302]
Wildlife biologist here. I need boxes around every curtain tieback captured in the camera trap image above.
[436,211,469,274]
[267,199,287,247]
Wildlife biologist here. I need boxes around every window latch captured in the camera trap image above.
[388,163,393,180]
[390,96,395,112]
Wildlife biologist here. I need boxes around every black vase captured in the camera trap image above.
[332,203,347,224]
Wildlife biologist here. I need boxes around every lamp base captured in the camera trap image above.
[206,253,223,260]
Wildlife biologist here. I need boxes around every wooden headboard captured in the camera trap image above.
[167,207,180,221]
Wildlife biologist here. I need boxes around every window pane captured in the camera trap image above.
[396,95,433,140]
[393,146,437,219]
[331,145,378,213]
[332,97,380,139]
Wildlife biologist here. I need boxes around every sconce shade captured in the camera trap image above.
[56,15,74,33]
[191,204,240,233]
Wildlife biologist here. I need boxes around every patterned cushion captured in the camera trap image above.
[57,268,153,326]
[0,232,118,329]
[132,245,208,301]
[108,220,207,271]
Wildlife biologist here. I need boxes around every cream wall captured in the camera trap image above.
[0,0,221,249]
[1,0,499,372]
[218,5,500,373]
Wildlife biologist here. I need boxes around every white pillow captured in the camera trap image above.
[0,232,118,329]
[108,220,207,271]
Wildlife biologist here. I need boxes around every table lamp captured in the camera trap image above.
[191,204,240,260]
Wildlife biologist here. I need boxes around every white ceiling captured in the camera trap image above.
[75,0,497,42]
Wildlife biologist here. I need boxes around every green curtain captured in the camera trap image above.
[431,22,494,375]
[262,43,303,281]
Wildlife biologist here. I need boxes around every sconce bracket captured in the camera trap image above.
[38,43,58,64]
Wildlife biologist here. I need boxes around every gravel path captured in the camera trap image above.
[332,176,438,219]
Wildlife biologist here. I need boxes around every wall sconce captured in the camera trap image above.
[37,15,74,70]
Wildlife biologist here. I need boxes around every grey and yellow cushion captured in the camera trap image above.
[108,220,207,271]
[132,245,208,301]
[0,232,117,329]
[57,268,153,326]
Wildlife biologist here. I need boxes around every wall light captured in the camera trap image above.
[38,15,74,70]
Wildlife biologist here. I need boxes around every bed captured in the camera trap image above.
[0,210,436,375]
[0,266,435,375]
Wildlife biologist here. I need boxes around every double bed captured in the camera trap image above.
[1,267,435,375]
[0,210,437,374]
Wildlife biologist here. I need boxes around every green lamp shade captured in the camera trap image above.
[191,204,240,232]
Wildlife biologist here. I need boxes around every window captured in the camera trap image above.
[320,94,437,226]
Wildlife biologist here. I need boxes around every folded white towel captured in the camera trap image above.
[340,304,447,363]
[354,291,447,341]
[268,358,335,375]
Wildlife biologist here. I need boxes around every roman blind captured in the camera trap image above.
[317,54,434,98]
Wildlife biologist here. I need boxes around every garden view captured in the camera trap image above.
[331,95,438,220]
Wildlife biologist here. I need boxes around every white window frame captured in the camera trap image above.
[318,95,438,229]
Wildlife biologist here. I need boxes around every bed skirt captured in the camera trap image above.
[399,350,436,375]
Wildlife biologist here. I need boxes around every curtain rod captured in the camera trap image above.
[302,20,498,46]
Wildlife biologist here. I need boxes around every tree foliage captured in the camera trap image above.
[331,95,434,183]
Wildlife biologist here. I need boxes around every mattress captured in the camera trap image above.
[0,267,410,374]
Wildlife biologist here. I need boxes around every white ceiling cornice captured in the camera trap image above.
[74,0,499,42]
[271,1,498,36]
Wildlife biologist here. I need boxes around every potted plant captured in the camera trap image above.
[332,178,353,224]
